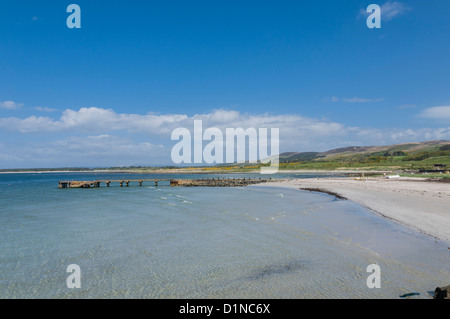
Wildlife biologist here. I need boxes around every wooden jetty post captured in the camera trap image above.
[59,181,69,188]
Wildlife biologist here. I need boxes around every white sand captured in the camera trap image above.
[258,177,450,242]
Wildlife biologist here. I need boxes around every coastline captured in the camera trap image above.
[0,168,401,175]
[257,177,450,243]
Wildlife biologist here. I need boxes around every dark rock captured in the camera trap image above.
[434,285,450,299]
[399,292,420,298]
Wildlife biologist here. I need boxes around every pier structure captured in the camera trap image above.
[58,179,170,189]
[58,178,271,189]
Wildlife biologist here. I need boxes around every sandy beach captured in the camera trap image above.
[259,177,450,243]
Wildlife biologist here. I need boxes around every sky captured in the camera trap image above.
[0,0,449,168]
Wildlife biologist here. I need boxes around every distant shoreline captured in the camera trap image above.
[0,168,393,175]
[0,170,120,174]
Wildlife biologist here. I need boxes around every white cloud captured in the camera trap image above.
[50,135,163,156]
[342,97,383,103]
[0,107,189,134]
[359,1,410,21]
[0,116,56,133]
[1,107,449,144]
[330,96,383,103]
[1,135,166,168]
[35,106,58,112]
[419,106,450,120]
[0,107,449,168]
[0,100,23,110]
[381,1,410,21]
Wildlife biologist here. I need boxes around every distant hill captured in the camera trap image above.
[278,152,321,162]
[279,140,450,164]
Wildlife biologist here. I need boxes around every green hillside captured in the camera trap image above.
[277,140,450,172]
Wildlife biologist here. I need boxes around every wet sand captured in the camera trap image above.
[258,177,450,242]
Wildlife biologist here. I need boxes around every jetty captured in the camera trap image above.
[58,178,272,189]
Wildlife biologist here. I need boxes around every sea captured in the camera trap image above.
[0,172,448,299]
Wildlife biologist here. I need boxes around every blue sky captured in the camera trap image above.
[0,0,449,168]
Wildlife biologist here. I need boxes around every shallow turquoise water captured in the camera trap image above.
[0,173,448,298]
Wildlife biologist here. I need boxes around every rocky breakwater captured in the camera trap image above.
[170,178,271,187]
